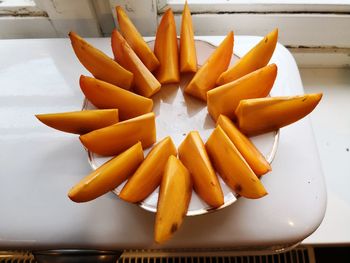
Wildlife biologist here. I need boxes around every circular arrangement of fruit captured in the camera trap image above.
[36,4,322,244]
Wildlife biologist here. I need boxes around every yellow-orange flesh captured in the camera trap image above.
[69,31,133,89]
[116,6,160,72]
[205,126,267,199]
[207,64,277,121]
[79,112,156,156]
[184,31,234,101]
[36,109,119,135]
[119,137,177,203]
[154,8,180,84]
[111,29,161,98]
[178,131,224,207]
[180,2,197,73]
[216,115,271,177]
[80,75,153,120]
[236,93,323,136]
[217,28,278,86]
[68,142,144,203]
[155,156,192,244]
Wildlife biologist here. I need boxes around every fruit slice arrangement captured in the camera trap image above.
[36,4,322,244]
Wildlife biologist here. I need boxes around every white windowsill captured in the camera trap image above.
[300,68,350,244]
[0,0,44,16]
[163,0,350,13]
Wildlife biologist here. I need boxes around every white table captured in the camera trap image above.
[0,36,326,251]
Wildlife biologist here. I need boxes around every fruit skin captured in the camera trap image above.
[116,6,160,72]
[155,156,192,244]
[205,126,267,199]
[68,31,133,90]
[207,64,277,121]
[154,8,180,84]
[36,109,119,135]
[119,136,177,203]
[236,93,323,136]
[216,115,271,177]
[180,1,197,73]
[80,75,153,120]
[68,142,144,203]
[178,131,223,207]
[185,31,234,101]
[79,112,156,156]
[112,29,161,98]
[217,28,278,86]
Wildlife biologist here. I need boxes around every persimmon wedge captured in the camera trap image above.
[217,28,278,85]
[236,93,323,136]
[80,75,153,120]
[116,6,160,72]
[36,109,119,135]
[206,126,267,199]
[119,136,177,203]
[154,8,180,84]
[207,64,277,121]
[112,30,161,98]
[155,156,192,244]
[180,1,197,73]
[217,115,271,177]
[185,31,233,101]
[68,142,144,203]
[178,131,223,208]
[80,112,156,156]
[69,31,133,89]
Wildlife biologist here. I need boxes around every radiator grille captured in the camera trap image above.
[120,247,314,263]
[0,250,35,263]
[0,247,314,263]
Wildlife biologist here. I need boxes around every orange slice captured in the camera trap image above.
[69,31,133,89]
[236,93,323,136]
[68,142,144,202]
[206,126,267,199]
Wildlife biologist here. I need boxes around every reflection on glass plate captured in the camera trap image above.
[83,39,279,216]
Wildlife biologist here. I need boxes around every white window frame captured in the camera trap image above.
[109,0,350,67]
[1,0,349,67]
[0,0,108,38]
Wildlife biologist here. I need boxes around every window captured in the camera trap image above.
[110,0,350,67]
[1,0,349,67]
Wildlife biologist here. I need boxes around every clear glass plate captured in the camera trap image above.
[83,39,279,216]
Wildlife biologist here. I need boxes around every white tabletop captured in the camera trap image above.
[0,36,326,251]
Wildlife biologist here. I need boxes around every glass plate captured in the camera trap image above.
[83,39,279,216]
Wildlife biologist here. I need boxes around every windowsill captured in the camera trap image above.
[0,0,35,7]
[163,0,350,13]
[0,0,44,16]
[300,68,350,244]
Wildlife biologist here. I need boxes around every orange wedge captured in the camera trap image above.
[236,93,323,136]
[119,137,177,203]
[116,6,160,72]
[154,8,180,84]
[112,29,161,98]
[217,115,271,177]
[80,112,156,156]
[36,109,119,135]
[155,156,192,244]
[178,131,223,207]
[69,31,133,89]
[217,28,278,85]
[80,75,153,120]
[207,64,277,121]
[68,142,144,203]
[206,126,267,199]
[185,31,234,101]
[180,1,197,73]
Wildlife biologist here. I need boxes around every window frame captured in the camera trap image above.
[1,0,349,67]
